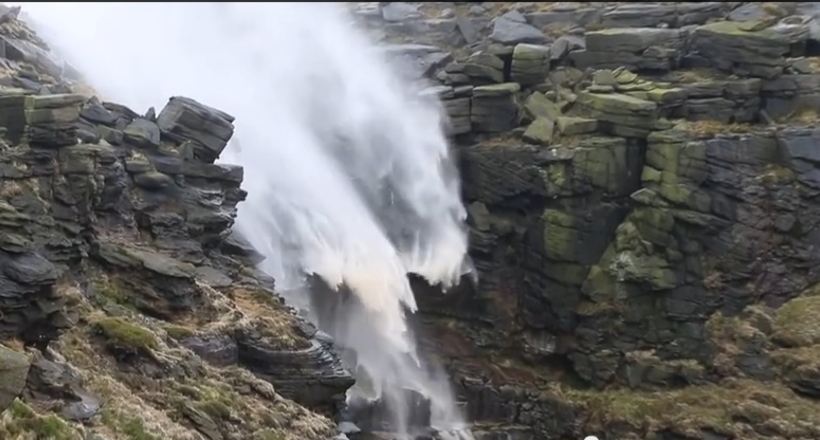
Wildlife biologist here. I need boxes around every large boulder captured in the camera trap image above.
[156,96,235,163]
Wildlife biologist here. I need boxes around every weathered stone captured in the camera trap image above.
[523,117,554,145]
[237,336,355,416]
[459,52,505,84]
[523,91,560,121]
[690,21,791,78]
[156,96,235,163]
[510,43,550,86]
[0,346,29,413]
[133,171,173,190]
[123,118,161,148]
[556,116,598,135]
[570,28,684,71]
[471,83,521,133]
[490,10,548,45]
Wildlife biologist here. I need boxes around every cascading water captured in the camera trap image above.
[16,2,475,439]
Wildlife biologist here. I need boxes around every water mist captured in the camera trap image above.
[16,2,475,438]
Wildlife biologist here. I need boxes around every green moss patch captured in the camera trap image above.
[774,295,820,347]
[0,399,80,440]
[95,317,159,353]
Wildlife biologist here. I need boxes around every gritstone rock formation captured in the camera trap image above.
[4,2,820,440]
[352,2,820,440]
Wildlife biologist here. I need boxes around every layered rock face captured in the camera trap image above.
[0,8,353,440]
[356,2,820,440]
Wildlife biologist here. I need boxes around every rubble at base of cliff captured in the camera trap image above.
[357,2,820,440]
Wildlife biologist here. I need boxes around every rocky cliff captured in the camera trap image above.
[3,2,820,440]
[352,2,820,440]
[0,6,355,440]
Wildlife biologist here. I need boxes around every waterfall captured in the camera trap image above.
[16,2,474,438]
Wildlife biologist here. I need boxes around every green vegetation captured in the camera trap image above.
[93,275,134,309]
[0,399,80,440]
[555,378,820,437]
[95,317,159,353]
[162,324,196,340]
[100,408,161,440]
[773,294,820,347]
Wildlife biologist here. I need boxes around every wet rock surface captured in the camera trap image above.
[355,2,820,440]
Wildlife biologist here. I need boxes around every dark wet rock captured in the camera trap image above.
[4,251,57,285]
[237,334,355,417]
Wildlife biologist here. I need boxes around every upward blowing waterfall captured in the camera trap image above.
[17,2,474,438]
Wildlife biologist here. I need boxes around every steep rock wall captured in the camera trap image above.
[361,2,820,439]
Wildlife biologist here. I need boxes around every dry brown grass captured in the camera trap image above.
[668,69,723,84]
[0,181,23,198]
[477,133,521,148]
[52,275,334,440]
[773,294,820,347]
[706,308,771,376]
[685,120,757,136]
[757,163,797,186]
[787,105,820,125]
[553,378,820,438]
[230,286,310,350]
[0,338,25,352]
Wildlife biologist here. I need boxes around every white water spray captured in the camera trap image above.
[16,2,474,438]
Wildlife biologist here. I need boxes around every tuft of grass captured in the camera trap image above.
[93,275,133,307]
[668,69,722,84]
[163,324,196,340]
[0,181,23,198]
[95,317,159,354]
[773,295,820,347]
[0,399,80,440]
[786,105,820,125]
[100,408,162,440]
[195,399,232,421]
[231,287,309,351]
[684,120,756,136]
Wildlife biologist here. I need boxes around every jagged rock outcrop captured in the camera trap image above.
[360,2,820,440]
